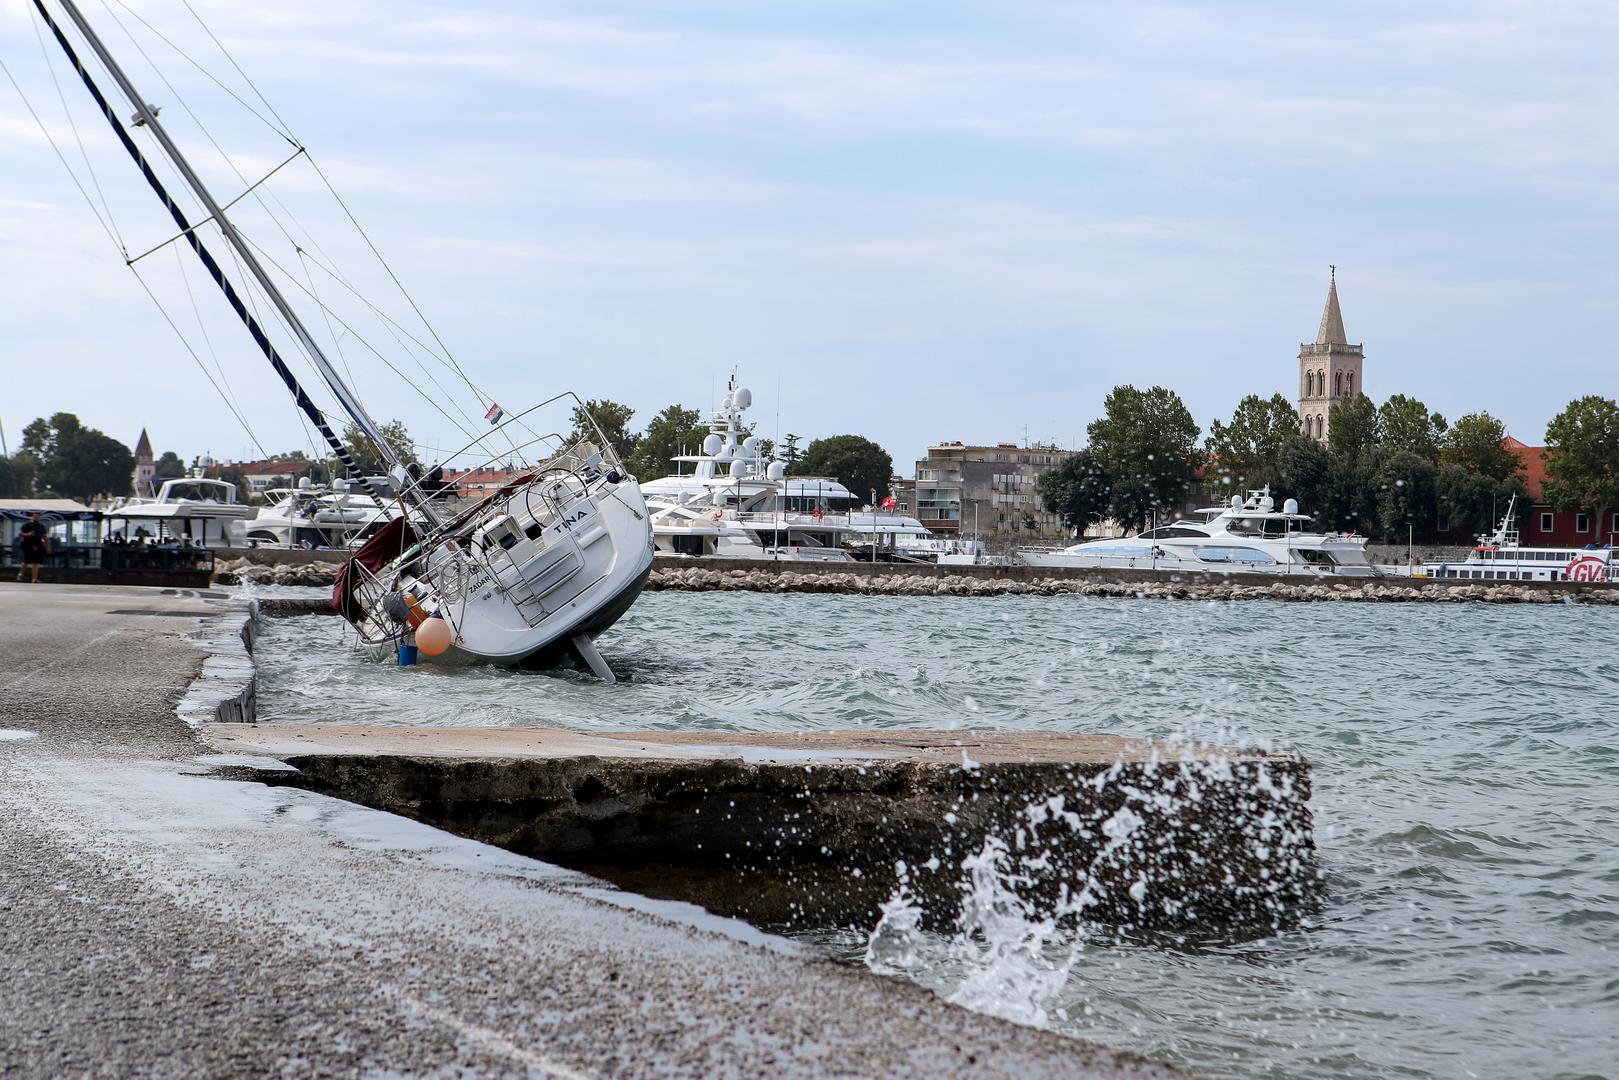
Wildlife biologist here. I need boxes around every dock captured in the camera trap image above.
[0,581,1313,1076]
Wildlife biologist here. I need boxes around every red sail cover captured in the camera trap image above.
[332,515,417,622]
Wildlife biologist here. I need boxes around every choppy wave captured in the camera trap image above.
[254,591,1619,1080]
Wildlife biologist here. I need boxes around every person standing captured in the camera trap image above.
[16,513,50,583]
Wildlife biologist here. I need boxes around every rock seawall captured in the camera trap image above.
[646,565,1619,604]
[216,554,1619,605]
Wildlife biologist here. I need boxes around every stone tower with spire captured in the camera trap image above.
[1298,268,1363,442]
[132,428,155,497]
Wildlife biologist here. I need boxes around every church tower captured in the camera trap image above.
[1298,268,1364,442]
[132,428,155,498]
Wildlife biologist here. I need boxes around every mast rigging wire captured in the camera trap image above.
[30,0,386,505]
[123,145,306,265]
[1,29,267,460]
[106,0,295,145]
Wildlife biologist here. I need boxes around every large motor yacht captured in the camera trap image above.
[104,474,254,548]
[246,481,386,549]
[1019,487,1378,577]
[642,379,932,562]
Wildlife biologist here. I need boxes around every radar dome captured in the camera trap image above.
[742,436,761,454]
[701,433,723,456]
[1283,498,1299,516]
[728,459,747,479]
[766,462,785,481]
[1230,494,1244,509]
[734,387,752,409]
[1259,495,1275,513]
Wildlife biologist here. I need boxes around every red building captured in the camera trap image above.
[1503,436,1619,547]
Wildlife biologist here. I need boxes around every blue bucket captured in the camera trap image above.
[398,643,419,667]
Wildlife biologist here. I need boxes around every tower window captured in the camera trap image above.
[1335,371,1343,396]
[1346,371,1355,395]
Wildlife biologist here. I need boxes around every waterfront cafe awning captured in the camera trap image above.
[0,498,100,520]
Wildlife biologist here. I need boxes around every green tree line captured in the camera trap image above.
[1040,388,1618,542]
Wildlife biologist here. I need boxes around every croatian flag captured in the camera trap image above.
[484,402,504,425]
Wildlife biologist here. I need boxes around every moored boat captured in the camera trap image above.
[34,0,653,676]
[1019,487,1378,577]
[1424,497,1613,583]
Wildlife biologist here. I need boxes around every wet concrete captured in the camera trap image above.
[207,723,1315,933]
[0,582,1182,1078]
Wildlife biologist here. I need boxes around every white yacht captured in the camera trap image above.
[1019,488,1378,578]
[246,481,385,549]
[104,475,254,548]
[642,379,933,562]
[1424,497,1613,583]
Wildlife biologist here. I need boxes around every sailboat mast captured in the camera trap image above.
[47,0,437,522]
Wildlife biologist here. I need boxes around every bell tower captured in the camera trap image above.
[1297,267,1364,442]
[132,428,155,497]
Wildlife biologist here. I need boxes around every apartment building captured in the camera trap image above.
[912,442,1073,540]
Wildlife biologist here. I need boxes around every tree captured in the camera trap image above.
[1086,385,1200,533]
[1037,450,1112,535]
[568,399,639,458]
[1378,394,1447,462]
[1327,393,1380,465]
[780,434,805,470]
[17,412,134,500]
[0,454,36,498]
[624,404,706,480]
[1440,412,1522,481]
[1436,464,1528,537]
[1362,447,1437,540]
[1204,393,1298,493]
[341,419,418,476]
[1274,432,1355,531]
[793,435,893,503]
[154,450,187,481]
[1543,396,1619,541]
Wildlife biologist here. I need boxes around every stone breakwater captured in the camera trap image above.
[215,557,339,588]
[212,554,1619,605]
[646,565,1619,604]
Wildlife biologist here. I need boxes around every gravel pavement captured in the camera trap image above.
[0,583,1179,1079]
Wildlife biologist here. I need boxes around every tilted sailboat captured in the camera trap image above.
[30,0,653,677]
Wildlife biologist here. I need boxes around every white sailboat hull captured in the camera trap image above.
[346,471,653,670]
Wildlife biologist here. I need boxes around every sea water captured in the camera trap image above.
[253,591,1619,1079]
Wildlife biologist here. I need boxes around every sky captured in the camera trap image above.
[2,0,1616,471]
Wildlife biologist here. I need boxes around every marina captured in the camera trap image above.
[3,1,1615,1077]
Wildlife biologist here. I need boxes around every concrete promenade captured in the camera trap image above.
[0,583,1176,1078]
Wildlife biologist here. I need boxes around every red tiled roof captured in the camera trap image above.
[215,458,315,476]
[1502,436,1548,502]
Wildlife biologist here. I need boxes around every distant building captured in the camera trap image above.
[132,428,155,497]
[441,465,527,499]
[912,442,1073,540]
[1501,437,1619,547]
[210,457,317,495]
[1298,268,1364,442]
[887,477,915,516]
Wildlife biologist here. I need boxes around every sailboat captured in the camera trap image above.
[29,0,653,678]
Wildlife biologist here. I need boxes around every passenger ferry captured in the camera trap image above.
[1424,497,1613,583]
[1019,487,1378,577]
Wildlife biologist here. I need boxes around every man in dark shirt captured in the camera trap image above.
[16,513,50,583]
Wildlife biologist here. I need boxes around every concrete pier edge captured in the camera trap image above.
[206,599,1317,938]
